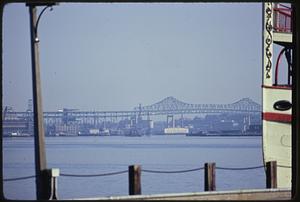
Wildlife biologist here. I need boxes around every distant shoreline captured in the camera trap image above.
[3,134,262,138]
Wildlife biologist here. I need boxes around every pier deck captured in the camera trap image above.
[72,188,291,200]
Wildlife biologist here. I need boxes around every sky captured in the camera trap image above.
[2,3,263,111]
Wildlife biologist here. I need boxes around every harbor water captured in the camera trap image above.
[3,135,265,200]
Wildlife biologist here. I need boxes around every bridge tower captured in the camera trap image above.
[180,113,184,127]
[166,115,175,128]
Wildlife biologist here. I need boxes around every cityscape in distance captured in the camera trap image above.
[2,96,262,137]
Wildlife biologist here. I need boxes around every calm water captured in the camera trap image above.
[3,135,265,200]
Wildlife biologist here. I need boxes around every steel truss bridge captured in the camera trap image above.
[5,97,261,124]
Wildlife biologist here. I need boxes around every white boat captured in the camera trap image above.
[262,3,292,188]
[11,132,20,136]
[164,127,189,135]
[99,129,110,136]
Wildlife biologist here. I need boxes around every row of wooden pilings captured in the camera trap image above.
[129,161,277,195]
[43,161,277,199]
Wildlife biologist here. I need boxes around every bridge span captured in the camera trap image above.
[134,97,261,115]
[4,97,261,124]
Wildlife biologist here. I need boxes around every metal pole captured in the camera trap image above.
[28,5,49,200]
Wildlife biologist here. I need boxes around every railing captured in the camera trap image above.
[3,161,289,200]
[273,4,292,33]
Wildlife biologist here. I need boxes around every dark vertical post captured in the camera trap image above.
[129,165,141,195]
[204,162,216,191]
[0,26,3,200]
[28,5,48,200]
[266,161,277,188]
[292,2,299,198]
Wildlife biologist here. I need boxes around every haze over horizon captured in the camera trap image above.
[3,3,262,111]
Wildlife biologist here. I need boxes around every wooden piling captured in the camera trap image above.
[266,161,277,188]
[129,165,141,195]
[205,162,216,191]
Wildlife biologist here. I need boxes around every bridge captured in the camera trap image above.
[134,97,261,115]
[4,97,261,124]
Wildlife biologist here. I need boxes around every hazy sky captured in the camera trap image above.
[3,3,263,111]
